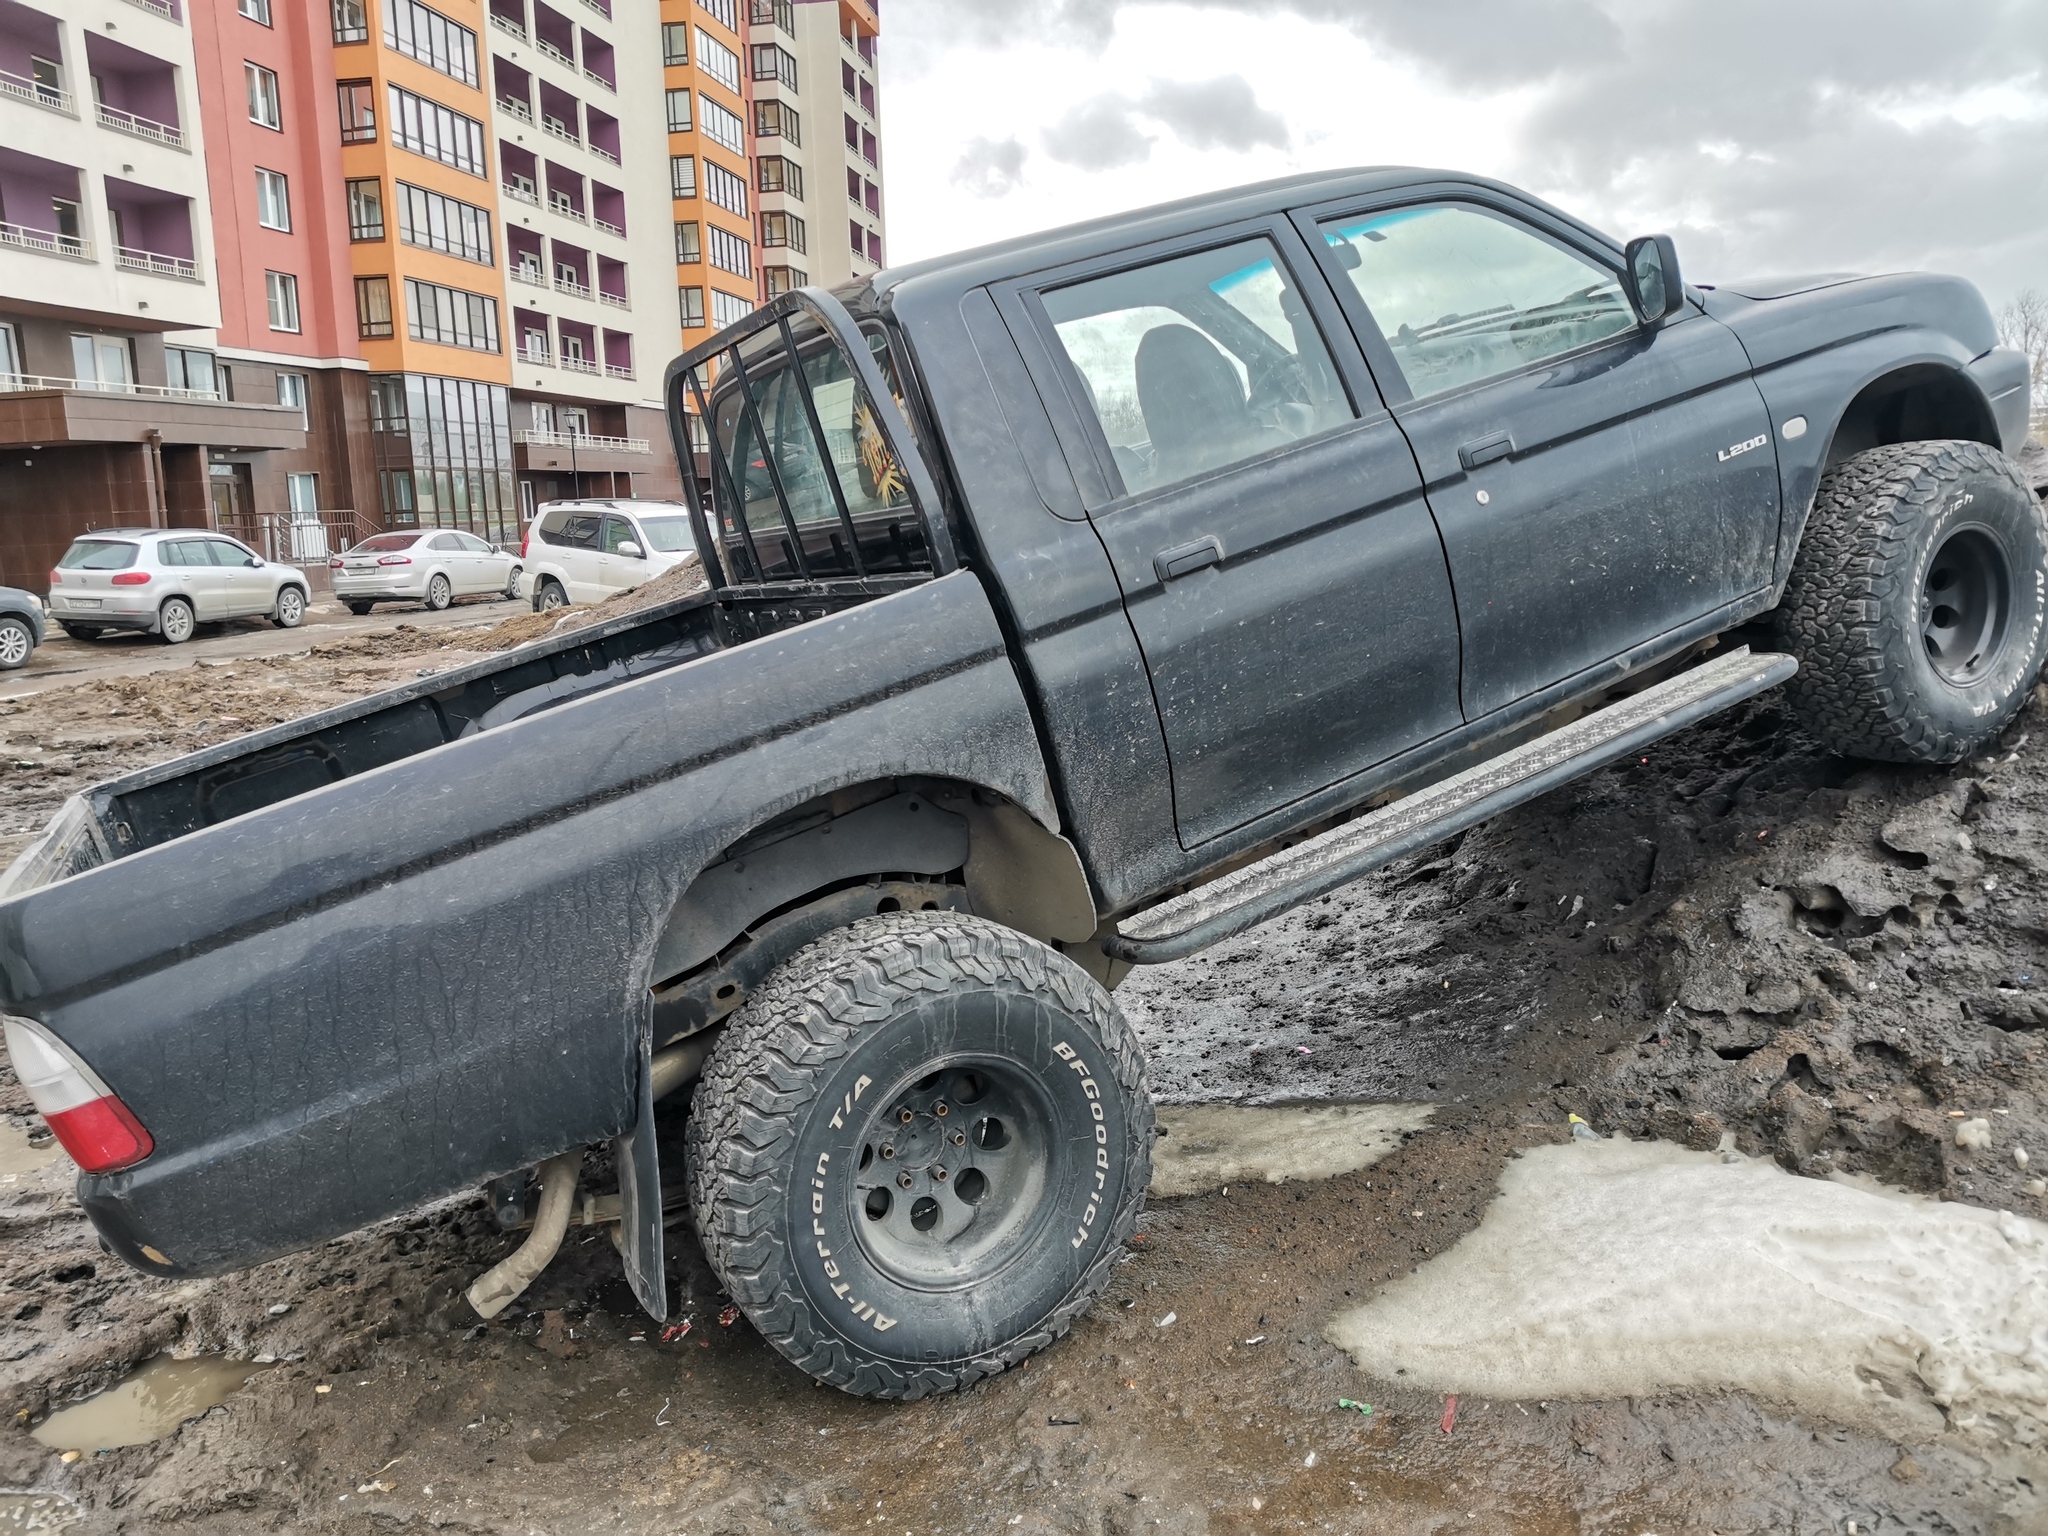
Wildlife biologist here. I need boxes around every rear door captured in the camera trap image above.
[1302,195,1779,720]
[1010,226,1463,848]
[549,512,610,601]
[162,539,225,619]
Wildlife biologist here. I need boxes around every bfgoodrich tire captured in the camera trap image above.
[685,911,1152,1400]
[1773,440,2048,763]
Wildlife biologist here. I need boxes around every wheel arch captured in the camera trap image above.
[1819,361,2002,473]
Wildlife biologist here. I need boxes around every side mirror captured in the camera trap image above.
[1623,234,1685,325]
[246,556,262,567]
[617,540,643,559]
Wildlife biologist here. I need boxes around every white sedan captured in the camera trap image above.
[330,530,521,615]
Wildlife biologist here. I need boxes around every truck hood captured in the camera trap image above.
[1697,273,1863,300]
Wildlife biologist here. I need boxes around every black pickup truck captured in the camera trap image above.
[2,168,2039,1399]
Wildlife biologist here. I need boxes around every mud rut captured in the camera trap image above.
[2,641,2045,1532]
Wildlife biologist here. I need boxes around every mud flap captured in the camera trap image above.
[612,1031,669,1322]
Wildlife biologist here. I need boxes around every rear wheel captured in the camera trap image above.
[157,597,195,646]
[57,624,102,642]
[424,574,452,612]
[0,616,32,670]
[1774,440,2048,763]
[503,565,522,601]
[535,579,568,613]
[686,911,1152,1399]
[272,585,306,628]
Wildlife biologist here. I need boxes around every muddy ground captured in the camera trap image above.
[3,557,2047,1531]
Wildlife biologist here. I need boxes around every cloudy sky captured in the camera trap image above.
[880,0,2048,311]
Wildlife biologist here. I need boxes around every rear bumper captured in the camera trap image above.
[332,574,428,600]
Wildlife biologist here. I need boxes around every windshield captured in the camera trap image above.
[636,516,694,553]
[59,540,138,570]
[349,533,423,553]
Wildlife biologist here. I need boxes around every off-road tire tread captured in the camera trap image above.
[685,910,1152,1400]
[1772,439,2045,763]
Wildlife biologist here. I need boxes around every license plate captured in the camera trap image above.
[66,597,101,609]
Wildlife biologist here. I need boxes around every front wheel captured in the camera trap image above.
[424,574,452,612]
[272,585,306,628]
[1773,440,2048,763]
[157,597,195,646]
[503,566,523,601]
[686,912,1153,1400]
[0,616,32,670]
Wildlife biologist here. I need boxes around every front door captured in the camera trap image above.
[204,537,269,616]
[1306,198,1780,721]
[599,514,645,590]
[1025,229,1464,848]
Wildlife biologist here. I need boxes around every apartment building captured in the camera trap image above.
[0,0,303,593]
[664,0,756,359]
[746,0,881,298]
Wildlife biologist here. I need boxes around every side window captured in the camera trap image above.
[430,532,463,551]
[205,539,255,565]
[1039,236,1353,499]
[537,508,569,542]
[603,516,640,554]
[160,540,199,567]
[557,513,604,549]
[1319,204,1635,400]
[458,532,495,553]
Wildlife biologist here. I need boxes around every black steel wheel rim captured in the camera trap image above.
[848,1057,1057,1292]
[1921,523,2013,687]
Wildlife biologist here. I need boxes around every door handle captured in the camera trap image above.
[1152,536,1223,583]
[1457,431,1515,470]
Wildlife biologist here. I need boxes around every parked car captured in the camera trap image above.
[330,529,521,615]
[45,529,309,644]
[0,586,44,670]
[1,168,2037,1403]
[517,500,699,610]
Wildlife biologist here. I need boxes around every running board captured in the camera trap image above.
[1106,647,1797,964]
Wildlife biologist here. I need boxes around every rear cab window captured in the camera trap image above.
[59,540,138,570]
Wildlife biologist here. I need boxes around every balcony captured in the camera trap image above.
[592,215,622,237]
[490,11,526,40]
[0,219,86,260]
[554,273,590,299]
[557,353,599,375]
[503,179,539,206]
[603,362,632,380]
[0,67,71,116]
[0,372,213,399]
[115,245,197,280]
[96,101,185,148]
[514,427,647,452]
[498,95,533,124]
[549,194,586,224]
[582,66,613,93]
[117,0,180,20]
[598,289,627,310]
[511,426,649,474]
[511,262,547,288]
[541,115,578,147]
[536,35,574,68]
[0,378,302,453]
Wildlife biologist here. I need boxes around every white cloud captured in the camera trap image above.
[950,135,1029,198]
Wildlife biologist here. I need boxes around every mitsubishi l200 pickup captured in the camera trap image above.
[2,168,2038,1398]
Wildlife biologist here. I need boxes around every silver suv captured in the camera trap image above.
[47,530,310,645]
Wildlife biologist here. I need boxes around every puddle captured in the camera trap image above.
[1326,1138,2048,1444]
[1149,1102,1434,1198]
[0,1492,81,1531]
[31,1356,271,1454]
[0,1122,59,1180]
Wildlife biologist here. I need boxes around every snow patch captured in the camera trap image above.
[1149,1103,1433,1198]
[1326,1139,2048,1444]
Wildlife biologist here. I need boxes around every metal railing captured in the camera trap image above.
[0,68,72,114]
[489,12,527,39]
[558,354,599,375]
[96,102,184,147]
[554,275,591,299]
[577,0,612,17]
[598,289,629,310]
[592,215,623,237]
[582,67,615,92]
[549,196,587,223]
[589,142,619,165]
[511,263,547,287]
[503,180,539,206]
[119,0,180,20]
[520,344,552,365]
[603,361,633,380]
[115,246,200,280]
[541,116,579,147]
[219,510,368,566]
[0,372,221,401]
[513,427,649,452]
[537,36,575,67]
[497,95,534,123]
[0,222,92,261]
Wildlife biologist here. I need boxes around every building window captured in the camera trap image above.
[697,0,737,31]
[865,179,880,214]
[288,472,319,513]
[669,155,697,198]
[367,374,516,543]
[356,275,394,337]
[679,285,704,328]
[703,158,748,217]
[700,97,744,156]
[246,63,282,129]
[843,113,858,150]
[388,85,487,177]
[710,289,751,329]
[754,99,798,146]
[661,22,688,64]
[695,28,740,92]
[332,0,369,43]
[384,0,479,88]
[266,270,301,332]
[859,77,874,114]
[239,0,272,24]
[760,211,804,253]
[346,178,385,240]
[750,0,794,31]
[674,220,700,264]
[867,228,882,264]
[397,182,494,264]
[842,61,856,98]
[405,277,501,351]
[757,155,801,200]
[750,43,796,88]
[277,372,309,428]
[255,168,291,231]
[165,347,217,395]
[861,127,877,165]
[664,88,692,133]
[707,223,751,278]
[337,80,376,142]
[846,167,860,202]
[764,264,805,298]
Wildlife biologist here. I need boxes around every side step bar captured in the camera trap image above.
[1106,647,1797,964]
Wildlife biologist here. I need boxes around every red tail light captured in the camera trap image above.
[378,554,412,566]
[521,527,532,560]
[48,569,61,586]
[3,1018,154,1174]
[329,557,344,569]
[110,571,151,586]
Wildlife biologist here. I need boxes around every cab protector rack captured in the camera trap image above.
[1107,647,1799,963]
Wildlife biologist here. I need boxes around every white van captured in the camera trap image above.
[516,500,699,609]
